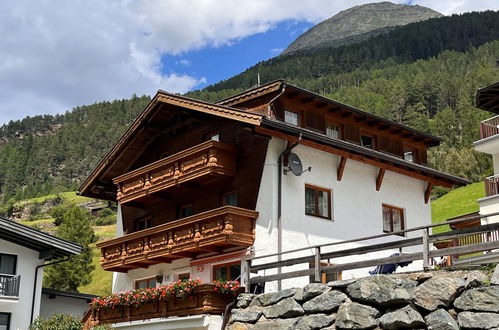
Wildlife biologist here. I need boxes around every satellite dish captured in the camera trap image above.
[284,153,311,176]
[288,153,303,175]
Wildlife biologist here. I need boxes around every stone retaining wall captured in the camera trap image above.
[227,265,499,329]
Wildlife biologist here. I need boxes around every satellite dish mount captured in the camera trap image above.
[283,153,311,176]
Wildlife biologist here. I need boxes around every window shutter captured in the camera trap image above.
[305,112,324,131]
[379,136,403,156]
[343,124,360,143]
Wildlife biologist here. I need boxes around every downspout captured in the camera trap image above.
[277,133,302,291]
[30,256,71,324]
[267,85,285,117]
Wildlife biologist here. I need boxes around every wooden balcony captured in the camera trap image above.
[84,284,241,328]
[114,140,237,204]
[485,174,499,197]
[97,206,258,272]
[479,115,499,140]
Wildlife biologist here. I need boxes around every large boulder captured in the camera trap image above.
[291,314,336,329]
[249,292,275,308]
[302,290,348,313]
[262,297,305,319]
[413,277,465,311]
[453,286,499,312]
[464,271,488,289]
[267,287,300,305]
[335,301,380,329]
[294,283,330,302]
[491,264,499,285]
[378,304,425,329]
[425,309,459,330]
[458,311,499,329]
[237,293,257,308]
[231,308,263,323]
[346,275,417,306]
[327,278,356,289]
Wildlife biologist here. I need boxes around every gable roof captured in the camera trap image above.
[476,81,499,113]
[0,217,82,260]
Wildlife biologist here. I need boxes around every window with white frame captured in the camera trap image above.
[284,110,299,125]
[326,122,341,139]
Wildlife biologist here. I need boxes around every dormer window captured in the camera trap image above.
[326,122,341,139]
[284,110,299,126]
[403,146,416,163]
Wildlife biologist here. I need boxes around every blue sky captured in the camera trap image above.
[160,20,313,89]
[1,0,499,124]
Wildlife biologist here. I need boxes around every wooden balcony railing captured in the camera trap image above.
[114,140,237,204]
[485,174,499,197]
[83,284,240,328]
[97,206,258,272]
[479,115,499,139]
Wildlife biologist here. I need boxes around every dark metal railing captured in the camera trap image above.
[0,274,20,297]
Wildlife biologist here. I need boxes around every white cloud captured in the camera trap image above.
[270,47,285,55]
[0,0,497,124]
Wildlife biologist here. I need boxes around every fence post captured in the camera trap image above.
[314,247,321,283]
[244,259,251,293]
[422,228,429,269]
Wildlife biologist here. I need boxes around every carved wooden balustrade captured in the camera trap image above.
[83,284,242,328]
[97,206,258,272]
[114,140,237,204]
[485,174,499,197]
[480,115,499,139]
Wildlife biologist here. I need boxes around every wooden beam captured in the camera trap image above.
[337,156,347,181]
[367,119,379,126]
[379,124,390,131]
[300,97,314,104]
[341,112,353,118]
[390,128,402,135]
[315,102,327,109]
[286,92,299,99]
[424,182,433,204]
[354,116,367,122]
[376,168,386,191]
[328,107,340,113]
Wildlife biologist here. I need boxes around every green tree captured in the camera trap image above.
[44,206,95,291]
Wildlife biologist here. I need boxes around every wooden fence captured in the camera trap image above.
[244,212,499,291]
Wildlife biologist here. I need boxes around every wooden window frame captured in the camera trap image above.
[382,204,405,236]
[284,109,300,126]
[134,276,157,290]
[305,184,332,220]
[0,253,17,275]
[325,121,343,140]
[133,216,152,232]
[0,313,10,330]
[360,131,377,150]
[222,190,238,207]
[177,272,191,281]
[212,261,241,281]
[179,203,193,218]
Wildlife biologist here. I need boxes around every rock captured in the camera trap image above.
[413,277,465,311]
[262,297,305,319]
[335,301,380,329]
[458,311,499,329]
[378,304,425,329]
[346,275,416,307]
[425,309,459,330]
[237,293,257,308]
[267,287,300,305]
[491,264,499,285]
[252,317,301,330]
[227,322,253,330]
[453,286,499,312]
[464,271,488,289]
[291,313,336,329]
[231,308,263,323]
[249,292,275,308]
[302,290,348,313]
[293,283,329,302]
[327,278,356,288]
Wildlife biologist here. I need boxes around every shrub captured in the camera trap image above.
[30,314,82,330]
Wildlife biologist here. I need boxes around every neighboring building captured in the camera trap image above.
[475,82,499,225]
[0,217,81,330]
[79,80,468,327]
[40,288,96,320]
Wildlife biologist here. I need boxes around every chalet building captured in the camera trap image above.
[0,217,81,330]
[475,82,499,224]
[79,80,468,327]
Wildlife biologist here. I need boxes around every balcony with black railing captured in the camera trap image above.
[0,274,20,298]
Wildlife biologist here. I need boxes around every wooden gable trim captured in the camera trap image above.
[217,80,283,106]
[255,126,457,189]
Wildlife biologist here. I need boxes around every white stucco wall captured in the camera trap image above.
[0,239,44,330]
[251,137,431,291]
[40,294,90,320]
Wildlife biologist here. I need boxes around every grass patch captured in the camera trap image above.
[15,191,92,207]
[93,224,116,239]
[431,182,485,234]
[79,243,113,296]
[18,218,54,226]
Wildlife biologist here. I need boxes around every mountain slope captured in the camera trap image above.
[282,1,442,55]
